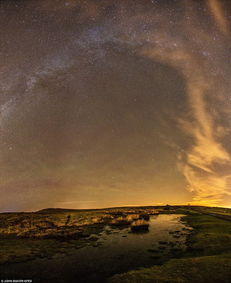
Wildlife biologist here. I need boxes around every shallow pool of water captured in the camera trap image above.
[0,214,192,283]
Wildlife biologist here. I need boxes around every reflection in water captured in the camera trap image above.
[86,214,190,260]
[0,214,192,283]
[70,214,192,282]
[130,219,149,232]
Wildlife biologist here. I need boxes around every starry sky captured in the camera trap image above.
[0,0,230,212]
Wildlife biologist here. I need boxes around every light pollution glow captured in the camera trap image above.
[0,0,230,211]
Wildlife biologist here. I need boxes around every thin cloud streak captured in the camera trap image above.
[0,0,230,210]
[140,26,230,205]
[207,0,230,36]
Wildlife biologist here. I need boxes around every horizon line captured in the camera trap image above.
[1,204,230,214]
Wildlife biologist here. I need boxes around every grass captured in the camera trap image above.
[183,213,231,256]
[109,254,231,283]
[0,210,108,264]
[0,207,158,264]
[0,236,90,264]
[1,206,231,282]
[108,209,231,283]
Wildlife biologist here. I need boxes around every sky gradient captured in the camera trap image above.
[0,0,230,211]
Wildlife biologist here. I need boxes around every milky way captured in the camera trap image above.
[0,0,230,211]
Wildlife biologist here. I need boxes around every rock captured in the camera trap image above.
[158,246,166,250]
[173,234,181,239]
[88,235,99,241]
[171,247,182,253]
[147,248,159,253]
[150,255,160,259]
[158,241,168,245]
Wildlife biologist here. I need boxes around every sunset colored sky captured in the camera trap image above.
[0,0,230,212]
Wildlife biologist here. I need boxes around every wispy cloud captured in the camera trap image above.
[139,19,230,205]
[207,0,230,36]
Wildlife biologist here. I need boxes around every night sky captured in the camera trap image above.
[0,0,230,212]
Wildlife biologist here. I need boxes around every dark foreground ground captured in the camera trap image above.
[0,205,230,282]
[110,206,231,282]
